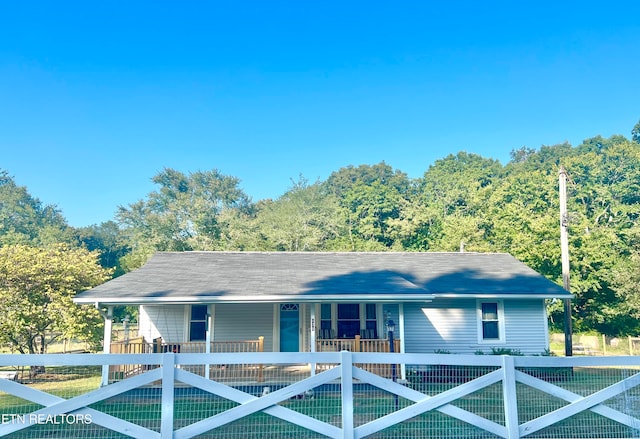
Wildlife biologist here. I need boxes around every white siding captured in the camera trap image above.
[404,299,549,355]
[138,305,185,343]
[214,304,274,352]
[502,300,550,354]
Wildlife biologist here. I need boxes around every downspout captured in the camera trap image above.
[97,303,114,386]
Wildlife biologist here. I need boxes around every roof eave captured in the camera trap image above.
[74,294,436,306]
[433,293,574,299]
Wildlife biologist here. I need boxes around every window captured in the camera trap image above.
[337,304,360,338]
[318,304,380,339]
[320,304,332,338]
[364,304,378,338]
[477,301,504,343]
[189,305,208,341]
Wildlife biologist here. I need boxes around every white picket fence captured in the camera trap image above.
[1,352,640,438]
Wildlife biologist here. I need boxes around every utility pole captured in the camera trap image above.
[559,166,573,356]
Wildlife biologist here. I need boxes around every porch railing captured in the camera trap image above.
[315,334,400,353]
[108,337,264,383]
[315,335,400,377]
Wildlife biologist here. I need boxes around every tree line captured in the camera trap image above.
[1,119,639,355]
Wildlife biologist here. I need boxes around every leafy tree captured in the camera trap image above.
[0,245,111,365]
[611,250,640,324]
[410,152,502,251]
[487,169,560,274]
[72,221,130,276]
[632,118,640,143]
[559,138,640,335]
[117,168,252,269]
[0,170,69,246]
[215,204,263,251]
[509,146,537,163]
[254,177,345,251]
[324,162,414,249]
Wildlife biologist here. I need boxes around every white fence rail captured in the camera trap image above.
[1,352,640,438]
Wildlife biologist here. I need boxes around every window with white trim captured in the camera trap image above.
[189,305,208,341]
[320,304,332,338]
[317,303,380,339]
[364,304,378,339]
[337,304,360,338]
[477,301,505,343]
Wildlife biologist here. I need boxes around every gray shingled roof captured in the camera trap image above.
[73,252,572,305]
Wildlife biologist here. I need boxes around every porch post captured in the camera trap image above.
[101,305,114,386]
[399,304,406,381]
[310,303,316,376]
[206,304,212,378]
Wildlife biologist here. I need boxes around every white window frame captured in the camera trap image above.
[315,303,382,339]
[188,304,208,342]
[476,300,506,344]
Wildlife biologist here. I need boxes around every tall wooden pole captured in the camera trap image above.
[559,166,573,356]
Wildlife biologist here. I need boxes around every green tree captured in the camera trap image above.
[410,152,502,251]
[117,168,252,269]
[611,249,640,324]
[487,169,560,275]
[0,245,111,363]
[72,221,130,276]
[0,170,69,246]
[324,162,413,249]
[560,138,640,335]
[254,177,345,251]
[632,118,640,143]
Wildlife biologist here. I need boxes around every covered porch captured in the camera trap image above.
[103,302,407,355]
[99,297,414,384]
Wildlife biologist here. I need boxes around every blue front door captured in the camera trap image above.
[280,304,299,352]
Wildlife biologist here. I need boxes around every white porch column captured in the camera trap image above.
[310,303,316,376]
[101,305,114,386]
[206,304,213,378]
[399,303,406,381]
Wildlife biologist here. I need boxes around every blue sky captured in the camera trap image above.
[1,1,639,227]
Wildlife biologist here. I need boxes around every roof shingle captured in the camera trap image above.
[73,251,572,305]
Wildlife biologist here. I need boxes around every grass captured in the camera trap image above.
[0,366,101,414]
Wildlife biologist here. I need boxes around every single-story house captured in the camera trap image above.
[74,251,572,358]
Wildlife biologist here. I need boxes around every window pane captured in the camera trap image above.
[321,304,331,320]
[338,304,359,319]
[191,305,208,321]
[366,304,377,320]
[190,322,206,341]
[483,321,499,340]
[482,303,498,320]
[337,320,360,338]
[365,321,378,338]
